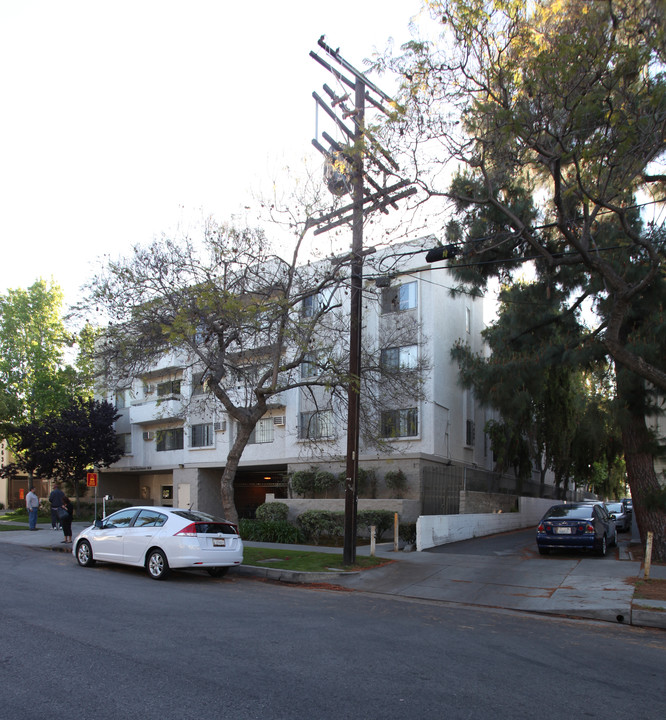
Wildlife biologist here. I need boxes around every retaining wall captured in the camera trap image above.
[416,496,557,551]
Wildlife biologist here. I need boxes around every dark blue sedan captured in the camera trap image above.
[536,503,617,557]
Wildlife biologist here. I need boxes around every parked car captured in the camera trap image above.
[622,497,633,514]
[536,503,617,556]
[73,506,243,580]
[604,501,631,532]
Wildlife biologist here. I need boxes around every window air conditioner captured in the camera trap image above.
[273,416,285,426]
[214,421,227,432]
[143,431,154,441]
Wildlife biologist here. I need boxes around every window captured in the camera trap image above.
[191,423,214,448]
[156,428,184,452]
[134,510,167,528]
[380,344,417,371]
[248,418,274,444]
[117,433,132,455]
[191,372,208,396]
[466,419,476,447]
[299,410,334,440]
[103,508,139,529]
[301,352,317,378]
[157,380,181,398]
[302,294,317,318]
[380,408,418,438]
[302,288,334,318]
[115,388,129,409]
[381,281,417,314]
[466,306,471,334]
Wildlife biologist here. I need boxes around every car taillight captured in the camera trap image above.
[537,523,545,533]
[583,523,595,534]
[175,523,197,537]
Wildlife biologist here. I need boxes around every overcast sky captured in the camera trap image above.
[0,0,429,306]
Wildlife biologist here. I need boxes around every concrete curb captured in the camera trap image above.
[631,599,666,630]
[234,564,359,584]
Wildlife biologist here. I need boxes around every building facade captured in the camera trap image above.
[96,239,496,518]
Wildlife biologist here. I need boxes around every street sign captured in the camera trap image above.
[86,472,98,487]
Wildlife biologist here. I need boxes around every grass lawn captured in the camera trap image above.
[242,546,390,573]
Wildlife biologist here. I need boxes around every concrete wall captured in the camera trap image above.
[416,496,557,551]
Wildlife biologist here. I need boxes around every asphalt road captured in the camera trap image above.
[1,542,664,720]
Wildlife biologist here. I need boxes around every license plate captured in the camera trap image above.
[555,526,572,534]
[212,538,226,547]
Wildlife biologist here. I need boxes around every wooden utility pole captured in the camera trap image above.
[342,75,365,564]
[309,38,416,565]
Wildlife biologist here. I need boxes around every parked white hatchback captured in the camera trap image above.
[73,506,243,580]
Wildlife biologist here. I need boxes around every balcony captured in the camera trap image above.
[129,397,183,426]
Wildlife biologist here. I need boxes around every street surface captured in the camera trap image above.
[1,542,664,720]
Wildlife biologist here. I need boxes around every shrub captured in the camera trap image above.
[337,467,377,498]
[296,510,345,544]
[290,469,316,497]
[358,468,377,498]
[238,519,305,544]
[313,470,339,496]
[399,522,417,545]
[357,509,394,542]
[384,469,408,498]
[255,502,289,523]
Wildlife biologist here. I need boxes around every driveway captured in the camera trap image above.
[334,528,644,623]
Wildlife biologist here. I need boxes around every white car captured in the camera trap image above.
[73,506,243,580]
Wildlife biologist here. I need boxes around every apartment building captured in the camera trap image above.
[97,239,494,518]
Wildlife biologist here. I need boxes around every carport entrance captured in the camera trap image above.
[234,465,288,518]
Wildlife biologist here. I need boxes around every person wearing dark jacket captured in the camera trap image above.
[49,484,66,531]
[60,496,74,543]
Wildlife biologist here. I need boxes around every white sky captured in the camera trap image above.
[0,0,428,307]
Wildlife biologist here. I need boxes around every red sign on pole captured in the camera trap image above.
[86,472,98,487]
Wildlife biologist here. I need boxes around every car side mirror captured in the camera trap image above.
[609,514,616,520]
[95,519,104,529]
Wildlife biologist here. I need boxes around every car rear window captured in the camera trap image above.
[606,503,623,513]
[546,506,594,519]
[193,522,238,535]
[173,510,222,523]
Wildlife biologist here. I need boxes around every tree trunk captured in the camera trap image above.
[620,408,666,563]
[219,421,255,524]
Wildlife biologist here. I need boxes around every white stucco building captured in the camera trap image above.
[97,239,498,518]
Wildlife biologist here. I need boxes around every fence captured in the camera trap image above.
[421,464,581,516]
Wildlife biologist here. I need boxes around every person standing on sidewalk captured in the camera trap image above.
[26,486,39,530]
[49,483,66,531]
[60,495,74,543]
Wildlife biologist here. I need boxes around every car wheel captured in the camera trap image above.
[206,567,229,578]
[146,549,170,580]
[538,547,550,556]
[76,539,95,567]
[612,528,618,546]
[596,535,607,557]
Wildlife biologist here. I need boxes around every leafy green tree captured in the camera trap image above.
[1,398,121,507]
[381,0,666,559]
[452,282,606,498]
[0,279,75,423]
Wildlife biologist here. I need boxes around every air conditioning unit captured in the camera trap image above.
[273,416,285,426]
[214,421,227,432]
[143,431,154,441]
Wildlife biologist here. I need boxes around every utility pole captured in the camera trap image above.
[308,38,416,565]
[342,75,365,564]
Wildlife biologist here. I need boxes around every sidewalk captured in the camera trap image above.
[2,520,664,629]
